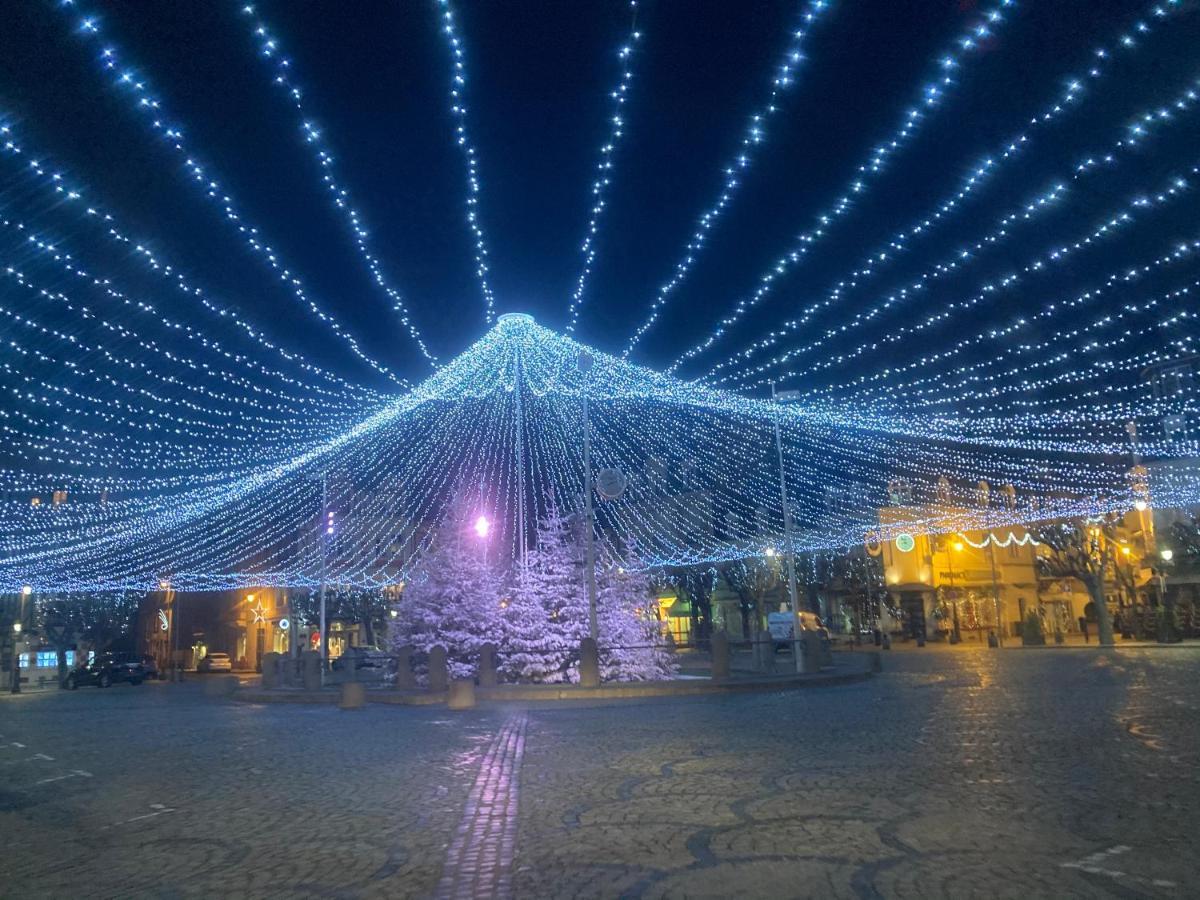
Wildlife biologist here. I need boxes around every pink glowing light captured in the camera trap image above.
[474,515,491,539]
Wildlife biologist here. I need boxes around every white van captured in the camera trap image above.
[767,611,825,647]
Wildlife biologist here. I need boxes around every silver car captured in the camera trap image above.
[197,652,233,672]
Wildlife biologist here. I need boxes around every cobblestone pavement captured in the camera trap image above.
[3,649,1199,898]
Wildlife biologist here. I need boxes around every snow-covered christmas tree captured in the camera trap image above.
[502,493,584,683]
[596,549,677,681]
[390,492,501,680]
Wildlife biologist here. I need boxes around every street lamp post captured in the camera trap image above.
[986,538,1004,647]
[772,385,804,674]
[948,541,962,643]
[11,585,30,693]
[578,350,599,644]
[1158,548,1177,643]
[161,579,178,679]
[319,472,329,685]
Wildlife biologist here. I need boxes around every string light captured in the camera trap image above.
[565,1,642,334]
[709,69,1200,384]
[237,4,439,366]
[0,119,380,399]
[729,162,1198,393]
[621,0,834,357]
[434,0,498,323]
[4,314,1197,592]
[55,2,407,386]
[667,1,1182,373]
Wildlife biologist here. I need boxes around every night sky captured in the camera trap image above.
[1,0,1197,394]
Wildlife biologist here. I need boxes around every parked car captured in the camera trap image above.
[331,646,393,674]
[65,654,146,689]
[197,652,233,673]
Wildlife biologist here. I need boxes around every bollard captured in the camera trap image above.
[477,643,498,688]
[818,634,833,669]
[881,633,891,650]
[800,631,821,674]
[339,680,366,710]
[447,678,476,710]
[392,645,416,690]
[428,645,449,693]
[301,650,322,691]
[711,630,730,680]
[756,633,775,675]
[579,637,600,688]
[260,652,281,689]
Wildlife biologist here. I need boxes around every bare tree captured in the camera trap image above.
[719,558,785,638]
[1034,518,1119,646]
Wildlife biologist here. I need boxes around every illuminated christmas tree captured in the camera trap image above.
[390,494,501,680]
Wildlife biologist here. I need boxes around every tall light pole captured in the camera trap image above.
[948,540,963,643]
[11,585,31,693]
[578,350,599,643]
[161,579,178,677]
[319,472,329,683]
[772,385,804,673]
[1158,548,1176,642]
[986,537,1004,646]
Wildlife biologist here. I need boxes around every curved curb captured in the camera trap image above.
[232,663,877,707]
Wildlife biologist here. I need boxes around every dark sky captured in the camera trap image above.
[1,0,1197,396]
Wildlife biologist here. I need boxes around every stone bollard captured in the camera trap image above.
[711,630,731,681]
[578,637,601,688]
[818,634,833,669]
[447,678,476,710]
[203,674,239,697]
[301,650,322,691]
[477,643,498,688]
[339,680,366,710]
[800,631,822,674]
[757,633,776,675]
[428,645,449,693]
[881,633,892,650]
[260,652,281,689]
[392,645,416,690]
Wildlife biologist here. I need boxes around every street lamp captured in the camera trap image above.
[1158,548,1177,642]
[947,539,963,643]
[772,385,805,673]
[10,586,32,693]
[578,349,599,645]
[10,621,22,694]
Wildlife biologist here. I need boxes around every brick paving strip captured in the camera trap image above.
[435,712,528,899]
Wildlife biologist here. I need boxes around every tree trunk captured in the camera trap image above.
[1090,572,1114,646]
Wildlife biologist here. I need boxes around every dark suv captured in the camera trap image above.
[65,654,147,689]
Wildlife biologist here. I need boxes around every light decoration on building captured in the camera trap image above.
[622,0,834,357]
[434,0,498,323]
[237,4,439,365]
[955,531,1039,549]
[565,0,642,334]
